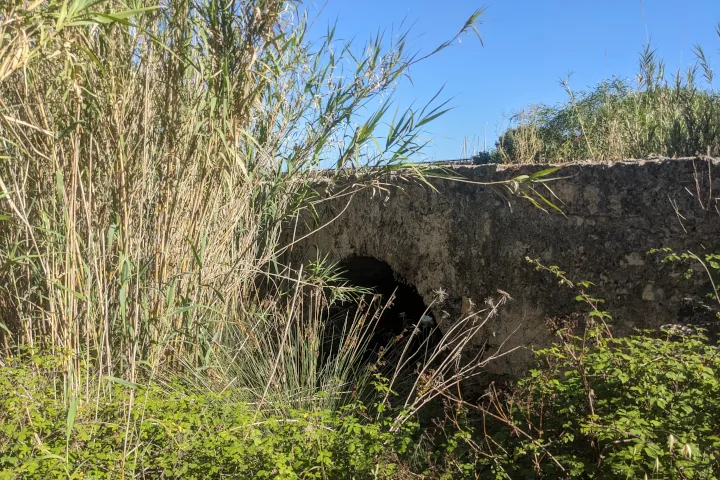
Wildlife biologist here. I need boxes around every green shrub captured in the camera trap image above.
[475,258,720,479]
[471,151,501,165]
[482,331,720,479]
[0,352,420,479]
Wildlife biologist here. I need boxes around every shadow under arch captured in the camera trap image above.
[327,255,442,367]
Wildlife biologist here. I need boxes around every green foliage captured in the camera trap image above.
[648,248,720,315]
[484,331,720,479]
[0,352,420,479]
[491,37,720,163]
[477,259,720,478]
[471,151,501,165]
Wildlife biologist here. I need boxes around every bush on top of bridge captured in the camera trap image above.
[485,30,720,164]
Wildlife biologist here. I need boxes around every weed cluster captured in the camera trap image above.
[439,258,720,479]
[0,349,423,479]
[0,2,503,476]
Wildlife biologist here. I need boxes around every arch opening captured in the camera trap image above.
[325,256,442,368]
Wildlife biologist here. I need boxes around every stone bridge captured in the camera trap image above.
[289,158,720,374]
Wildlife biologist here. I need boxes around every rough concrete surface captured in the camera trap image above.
[289,158,720,375]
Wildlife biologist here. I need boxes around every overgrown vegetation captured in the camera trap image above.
[472,258,720,478]
[0,0,488,399]
[482,28,720,164]
[0,349,422,479]
[0,0,503,477]
[481,330,720,478]
[362,257,720,478]
[3,0,720,477]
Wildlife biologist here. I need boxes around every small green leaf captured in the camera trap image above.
[103,376,139,389]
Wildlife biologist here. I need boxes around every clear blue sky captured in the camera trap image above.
[308,1,720,160]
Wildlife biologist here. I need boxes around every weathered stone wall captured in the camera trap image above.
[289,158,720,375]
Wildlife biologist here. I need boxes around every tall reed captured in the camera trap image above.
[0,0,484,406]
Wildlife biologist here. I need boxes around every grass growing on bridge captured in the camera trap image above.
[481,27,720,164]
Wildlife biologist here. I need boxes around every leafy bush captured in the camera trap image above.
[474,259,720,479]
[471,151,501,165]
[0,351,421,479]
[483,331,720,479]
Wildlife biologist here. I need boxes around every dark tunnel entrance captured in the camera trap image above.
[325,256,442,369]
